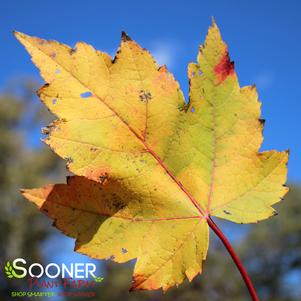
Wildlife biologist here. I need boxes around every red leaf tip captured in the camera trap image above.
[214,51,235,83]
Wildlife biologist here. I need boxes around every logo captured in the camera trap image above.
[4,258,101,279]
[3,258,104,298]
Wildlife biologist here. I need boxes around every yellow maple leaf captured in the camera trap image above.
[16,20,288,292]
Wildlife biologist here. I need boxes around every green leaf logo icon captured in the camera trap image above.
[92,275,104,283]
[5,262,14,279]
[4,261,25,279]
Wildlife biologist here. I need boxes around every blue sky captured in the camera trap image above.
[1,0,300,181]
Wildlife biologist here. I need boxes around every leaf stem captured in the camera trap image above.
[206,217,259,301]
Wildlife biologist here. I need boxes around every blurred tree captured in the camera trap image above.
[241,185,301,301]
[0,78,65,300]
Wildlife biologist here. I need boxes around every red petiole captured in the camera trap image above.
[206,217,259,301]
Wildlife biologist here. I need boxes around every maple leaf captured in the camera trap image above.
[16,20,288,292]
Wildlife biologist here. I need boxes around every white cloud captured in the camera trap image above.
[108,40,179,70]
[253,71,274,90]
[149,41,179,68]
